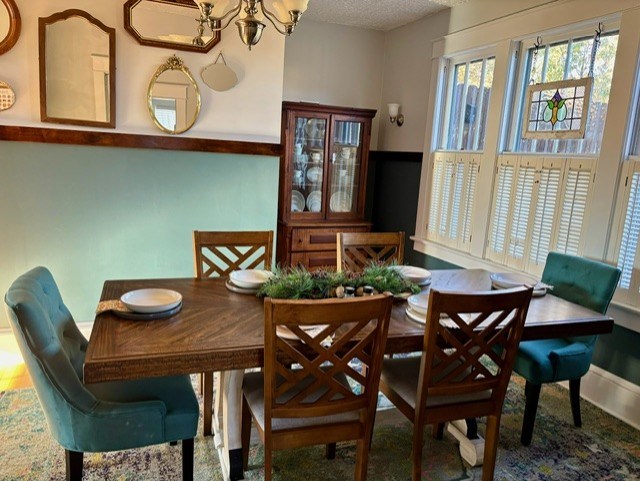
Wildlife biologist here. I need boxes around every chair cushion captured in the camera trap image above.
[243,370,359,432]
[380,357,490,411]
[514,339,593,383]
[88,375,199,443]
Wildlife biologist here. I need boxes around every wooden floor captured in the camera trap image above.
[0,324,93,391]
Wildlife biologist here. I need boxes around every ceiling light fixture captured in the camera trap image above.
[194,0,309,50]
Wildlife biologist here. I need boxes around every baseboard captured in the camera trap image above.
[559,365,640,430]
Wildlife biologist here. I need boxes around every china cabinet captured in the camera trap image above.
[277,102,376,270]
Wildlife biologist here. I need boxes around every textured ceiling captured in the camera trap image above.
[302,0,470,31]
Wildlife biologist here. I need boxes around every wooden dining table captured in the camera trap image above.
[84,269,614,481]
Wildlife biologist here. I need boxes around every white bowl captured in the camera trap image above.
[121,289,182,313]
[407,293,429,316]
[490,272,538,289]
[229,269,274,289]
[391,265,432,285]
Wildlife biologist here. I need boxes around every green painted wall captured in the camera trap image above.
[0,141,280,329]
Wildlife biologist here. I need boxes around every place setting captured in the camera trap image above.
[225,269,274,294]
[96,288,183,320]
[489,272,552,297]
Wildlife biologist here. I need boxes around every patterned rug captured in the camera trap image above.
[1,375,638,481]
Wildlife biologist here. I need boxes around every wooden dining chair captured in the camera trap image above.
[379,287,533,481]
[337,231,405,272]
[193,230,274,436]
[241,294,393,481]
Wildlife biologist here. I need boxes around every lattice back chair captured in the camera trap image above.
[241,295,393,481]
[193,230,274,436]
[193,230,274,278]
[337,232,405,273]
[379,287,533,481]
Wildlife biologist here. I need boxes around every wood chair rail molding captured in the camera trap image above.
[0,125,283,157]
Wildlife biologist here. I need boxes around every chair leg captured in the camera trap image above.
[482,415,500,481]
[354,438,370,481]
[203,371,214,436]
[411,424,425,481]
[241,396,251,471]
[433,422,445,440]
[182,438,194,481]
[569,378,582,428]
[264,444,273,481]
[325,443,336,460]
[169,441,178,446]
[65,450,83,481]
[521,381,542,446]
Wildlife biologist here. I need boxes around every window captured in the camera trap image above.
[442,55,495,152]
[427,152,479,252]
[614,160,640,307]
[487,155,594,275]
[509,31,619,155]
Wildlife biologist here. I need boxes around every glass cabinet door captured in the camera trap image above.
[290,114,328,216]
[327,119,364,217]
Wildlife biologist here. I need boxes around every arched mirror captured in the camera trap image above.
[124,0,220,53]
[39,10,116,128]
[148,55,201,135]
[0,0,21,55]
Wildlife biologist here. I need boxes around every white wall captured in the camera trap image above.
[0,0,285,143]
[283,20,385,148]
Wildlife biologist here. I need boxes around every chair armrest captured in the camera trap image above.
[548,342,593,381]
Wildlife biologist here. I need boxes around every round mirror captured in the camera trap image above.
[0,80,15,110]
[202,52,238,92]
[148,55,201,135]
[0,0,21,55]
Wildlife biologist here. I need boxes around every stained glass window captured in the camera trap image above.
[522,77,592,139]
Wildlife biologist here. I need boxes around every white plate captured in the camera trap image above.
[120,289,182,314]
[405,306,426,325]
[291,190,305,212]
[307,166,323,184]
[330,190,352,212]
[229,269,274,289]
[276,324,330,340]
[307,191,322,212]
[407,293,429,316]
[490,272,539,288]
[391,265,432,285]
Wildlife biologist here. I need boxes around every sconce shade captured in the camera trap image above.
[388,103,400,119]
[282,0,309,13]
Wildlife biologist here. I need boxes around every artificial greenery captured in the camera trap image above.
[257,263,421,299]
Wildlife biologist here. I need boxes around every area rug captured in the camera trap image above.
[0,375,638,480]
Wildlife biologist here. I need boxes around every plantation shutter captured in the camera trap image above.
[528,158,563,274]
[487,156,517,263]
[427,153,445,238]
[614,160,640,306]
[459,154,479,252]
[438,157,456,237]
[506,158,536,269]
[555,158,594,256]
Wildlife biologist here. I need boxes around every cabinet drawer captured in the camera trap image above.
[291,251,338,271]
[291,226,369,252]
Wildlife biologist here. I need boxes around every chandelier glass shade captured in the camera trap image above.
[195,0,309,50]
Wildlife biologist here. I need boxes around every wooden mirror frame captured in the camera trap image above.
[124,0,220,53]
[38,9,116,128]
[0,0,21,55]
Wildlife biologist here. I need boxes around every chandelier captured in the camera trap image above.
[194,0,310,50]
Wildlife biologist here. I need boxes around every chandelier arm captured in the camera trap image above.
[204,2,243,32]
[260,4,294,35]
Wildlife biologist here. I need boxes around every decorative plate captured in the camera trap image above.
[330,190,352,212]
[113,302,182,320]
[291,190,305,212]
[307,166,323,184]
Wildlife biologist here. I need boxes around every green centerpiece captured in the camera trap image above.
[257,263,421,299]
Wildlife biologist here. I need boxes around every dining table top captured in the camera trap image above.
[83,268,614,384]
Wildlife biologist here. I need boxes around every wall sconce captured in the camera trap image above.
[388,103,404,127]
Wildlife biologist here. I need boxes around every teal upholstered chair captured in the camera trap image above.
[4,267,199,480]
[513,252,620,445]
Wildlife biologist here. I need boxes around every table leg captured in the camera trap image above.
[213,370,245,481]
[446,418,485,467]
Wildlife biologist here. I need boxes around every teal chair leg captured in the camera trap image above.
[569,379,582,428]
[65,450,83,481]
[521,381,542,446]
